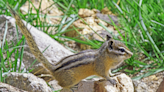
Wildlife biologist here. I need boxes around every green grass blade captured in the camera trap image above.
[2,21,8,52]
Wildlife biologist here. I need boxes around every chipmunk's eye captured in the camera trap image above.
[119,48,125,52]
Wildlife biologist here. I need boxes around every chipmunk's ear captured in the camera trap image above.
[108,40,114,50]
[106,34,112,40]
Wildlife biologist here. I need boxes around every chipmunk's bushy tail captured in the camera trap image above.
[7,4,55,72]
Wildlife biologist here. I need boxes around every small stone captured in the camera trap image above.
[149,75,158,81]
[133,80,148,92]
[95,18,108,26]
[78,9,95,18]
[92,9,100,13]
[101,7,112,15]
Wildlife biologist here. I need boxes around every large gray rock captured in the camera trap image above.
[4,72,52,92]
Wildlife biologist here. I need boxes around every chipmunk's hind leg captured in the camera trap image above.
[55,70,76,88]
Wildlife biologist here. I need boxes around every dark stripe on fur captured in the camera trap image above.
[54,55,96,71]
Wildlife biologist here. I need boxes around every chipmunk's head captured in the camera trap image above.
[106,35,133,61]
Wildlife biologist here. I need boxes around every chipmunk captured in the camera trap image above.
[7,4,133,91]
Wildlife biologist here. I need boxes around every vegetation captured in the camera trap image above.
[0,0,164,84]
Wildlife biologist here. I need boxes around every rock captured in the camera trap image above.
[4,72,52,92]
[71,17,104,35]
[66,8,109,38]
[92,30,112,41]
[49,80,62,91]
[0,83,27,92]
[95,18,108,26]
[95,80,118,92]
[96,13,118,25]
[133,73,163,92]
[78,9,95,18]
[148,75,158,81]
[20,0,63,34]
[65,8,119,50]
[133,80,149,92]
[101,7,113,15]
[0,15,73,79]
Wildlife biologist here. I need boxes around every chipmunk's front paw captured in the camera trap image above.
[108,79,117,85]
